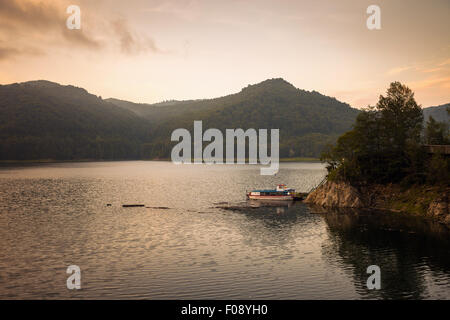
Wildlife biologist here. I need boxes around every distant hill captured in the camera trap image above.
[0,78,362,160]
[0,80,150,160]
[130,78,361,158]
[423,103,450,123]
[106,98,213,125]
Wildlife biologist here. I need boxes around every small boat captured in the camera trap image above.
[246,184,296,201]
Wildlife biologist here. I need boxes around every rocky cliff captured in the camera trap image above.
[305,181,364,208]
[305,181,449,226]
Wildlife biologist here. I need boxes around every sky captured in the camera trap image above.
[0,0,449,108]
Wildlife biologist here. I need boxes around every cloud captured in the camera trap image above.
[143,0,202,22]
[386,66,414,76]
[387,55,450,77]
[0,45,43,60]
[386,55,450,90]
[409,76,450,89]
[0,0,102,55]
[0,47,19,60]
[0,0,61,30]
[0,0,163,62]
[438,58,450,67]
[61,28,102,49]
[422,67,442,73]
[111,19,161,54]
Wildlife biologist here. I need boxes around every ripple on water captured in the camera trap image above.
[0,162,449,299]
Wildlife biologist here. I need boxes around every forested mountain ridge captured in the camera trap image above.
[3,78,444,161]
[109,78,358,134]
[136,78,361,158]
[0,80,150,160]
[105,98,202,124]
[423,103,450,123]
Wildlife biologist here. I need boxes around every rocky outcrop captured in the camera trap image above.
[427,199,448,218]
[426,194,449,226]
[305,181,450,226]
[305,181,364,208]
[445,215,450,226]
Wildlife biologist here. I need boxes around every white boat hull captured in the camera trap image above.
[247,195,294,200]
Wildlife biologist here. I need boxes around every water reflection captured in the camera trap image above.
[247,199,296,208]
[217,201,322,240]
[315,206,450,299]
[222,201,450,299]
[0,161,449,299]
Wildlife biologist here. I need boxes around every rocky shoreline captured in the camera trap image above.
[305,181,450,226]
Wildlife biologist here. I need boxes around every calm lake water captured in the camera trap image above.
[0,161,449,299]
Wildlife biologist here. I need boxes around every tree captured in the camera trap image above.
[425,116,449,145]
[322,82,424,184]
[376,82,423,151]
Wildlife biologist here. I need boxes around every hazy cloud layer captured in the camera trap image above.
[112,19,161,54]
[0,0,61,29]
[0,47,19,60]
[0,0,162,59]
[0,44,43,60]
[0,0,448,107]
[386,56,450,96]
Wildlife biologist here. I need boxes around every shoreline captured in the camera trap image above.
[0,157,321,165]
[305,180,450,227]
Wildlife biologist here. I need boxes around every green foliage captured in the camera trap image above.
[423,103,450,123]
[388,184,441,215]
[425,116,449,145]
[322,82,430,184]
[0,81,149,160]
[0,78,360,161]
[426,153,450,185]
[142,78,360,159]
[376,82,424,151]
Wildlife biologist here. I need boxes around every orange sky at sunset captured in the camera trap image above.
[0,0,449,108]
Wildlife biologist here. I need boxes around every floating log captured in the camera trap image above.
[122,204,145,207]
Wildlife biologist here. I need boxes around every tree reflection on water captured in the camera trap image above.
[316,206,450,299]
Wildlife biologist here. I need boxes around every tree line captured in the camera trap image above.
[321,82,449,186]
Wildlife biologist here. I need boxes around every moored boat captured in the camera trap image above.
[246,184,295,200]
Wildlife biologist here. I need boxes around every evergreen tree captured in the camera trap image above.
[425,116,449,145]
[322,82,426,184]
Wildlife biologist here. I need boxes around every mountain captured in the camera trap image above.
[0,80,150,160]
[106,98,213,124]
[123,78,361,158]
[423,103,450,123]
[0,78,361,160]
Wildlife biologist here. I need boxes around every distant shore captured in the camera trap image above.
[0,157,320,165]
[279,157,320,162]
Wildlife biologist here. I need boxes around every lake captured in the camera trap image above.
[0,161,449,299]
